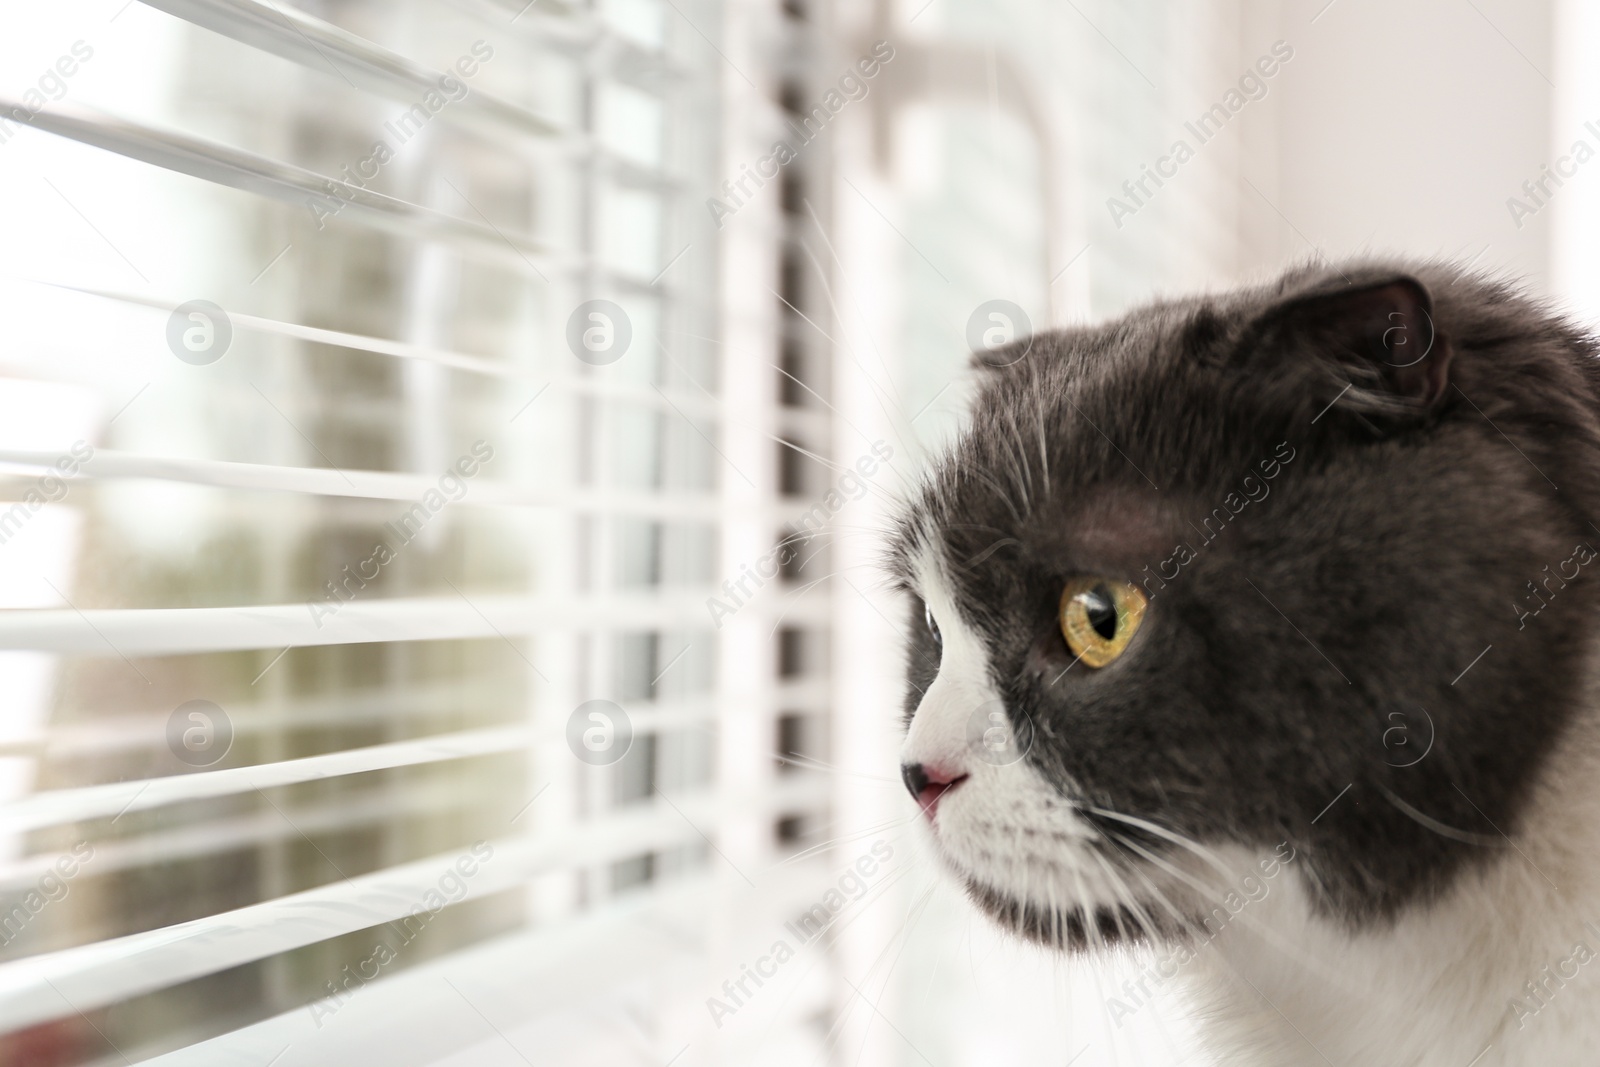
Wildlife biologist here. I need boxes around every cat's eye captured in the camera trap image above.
[1059,577,1147,668]
[923,602,942,647]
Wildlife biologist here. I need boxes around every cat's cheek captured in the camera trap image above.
[923,760,1098,884]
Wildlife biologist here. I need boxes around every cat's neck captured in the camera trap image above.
[1191,716,1600,1067]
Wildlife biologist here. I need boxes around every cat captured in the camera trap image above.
[889,260,1600,1065]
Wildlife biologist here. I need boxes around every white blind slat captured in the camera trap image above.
[3,102,550,267]
[23,683,742,759]
[140,875,716,1067]
[0,776,831,1032]
[0,591,822,657]
[0,447,721,517]
[28,283,722,420]
[0,725,533,835]
[0,696,738,836]
[137,0,564,140]
[0,777,494,896]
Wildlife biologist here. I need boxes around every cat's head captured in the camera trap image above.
[889,262,1600,950]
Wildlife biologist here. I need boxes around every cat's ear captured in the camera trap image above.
[1259,274,1453,420]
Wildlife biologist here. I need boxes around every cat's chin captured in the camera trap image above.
[963,876,1165,952]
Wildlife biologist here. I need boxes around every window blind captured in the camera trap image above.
[0,1,845,1063]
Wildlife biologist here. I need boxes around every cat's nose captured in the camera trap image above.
[901,762,930,798]
[901,762,968,818]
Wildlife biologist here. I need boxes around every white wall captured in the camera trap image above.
[1259,0,1554,292]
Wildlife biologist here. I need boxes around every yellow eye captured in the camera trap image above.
[1059,577,1148,668]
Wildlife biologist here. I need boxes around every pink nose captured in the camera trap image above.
[901,762,969,819]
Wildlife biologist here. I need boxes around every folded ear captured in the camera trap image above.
[1259,274,1453,422]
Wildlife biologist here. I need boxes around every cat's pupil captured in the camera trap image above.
[1085,585,1118,641]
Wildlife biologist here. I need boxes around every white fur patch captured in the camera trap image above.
[1190,712,1600,1066]
[902,545,1141,930]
